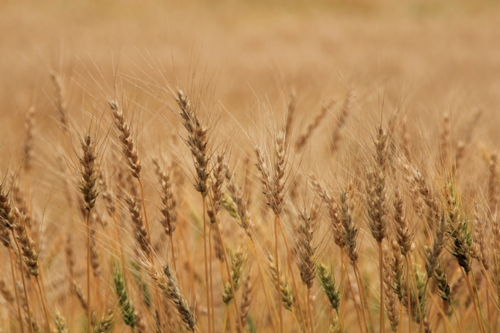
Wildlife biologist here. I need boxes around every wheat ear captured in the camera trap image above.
[79,132,99,331]
[1,185,35,333]
[176,89,212,332]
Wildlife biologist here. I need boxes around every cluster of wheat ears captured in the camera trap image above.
[0,70,497,333]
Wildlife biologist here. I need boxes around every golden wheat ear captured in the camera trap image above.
[295,99,334,152]
[147,264,197,332]
[78,132,99,333]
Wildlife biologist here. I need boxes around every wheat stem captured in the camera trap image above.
[137,178,150,240]
[346,262,367,333]
[463,269,485,333]
[277,218,307,331]
[169,234,177,273]
[274,215,284,333]
[213,222,245,332]
[379,243,385,333]
[407,256,423,333]
[450,303,465,333]
[8,246,25,333]
[12,231,34,333]
[335,308,344,333]
[339,253,347,329]
[406,256,412,333]
[246,238,278,331]
[208,225,215,333]
[113,203,125,268]
[202,199,212,333]
[428,292,453,332]
[470,269,488,331]
[306,287,314,333]
[35,277,51,332]
[291,311,303,332]
[353,262,374,333]
[85,212,92,330]
[222,307,229,333]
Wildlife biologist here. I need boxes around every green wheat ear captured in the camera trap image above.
[317,263,341,312]
[247,316,257,333]
[221,192,239,219]
[92,308,115,333]
[130,260,152,308]
[222,247,246,305]
[55,312,69,333]
[446,182,473,273]
[113,265,136,328]
[433,262,451,303]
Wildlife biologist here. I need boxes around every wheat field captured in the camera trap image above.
[1,0,500,332]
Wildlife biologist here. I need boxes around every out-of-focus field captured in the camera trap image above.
[2,0,500,180]
[2,0,500,124]
[2,1,500,333]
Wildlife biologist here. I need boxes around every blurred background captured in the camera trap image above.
[1,0,500,150]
